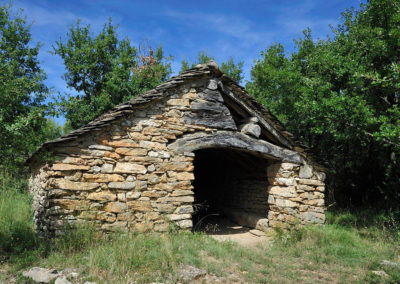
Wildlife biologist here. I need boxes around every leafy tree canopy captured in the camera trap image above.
[53,19,171,129]
[180,51,244,83]
[0,3,53,171]
[247,0,400,208]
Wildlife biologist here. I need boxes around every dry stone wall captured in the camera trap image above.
[29,76,326,236]
[267,162,326,227]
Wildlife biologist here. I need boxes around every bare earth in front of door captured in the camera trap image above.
[195,215,272,248]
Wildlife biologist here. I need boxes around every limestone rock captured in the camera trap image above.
[127,200,152,212]
[380,260,399,268]
[52,164,90,171]
[115,148,148,156]
[269,186,296,198]
[83,174,123,182]
[114,163,147,174]
[55,276,72,284]
[299,164,313,179]
[298,179,324,186]
[22,267,60,283]
[239,123,261,138]
[372,270,389,278]
[87,191,116,201]
[88,144,113,151]
[104,202,126,213]
[52,179,99,191]
[178,265,207,281]
[108,182,136,190]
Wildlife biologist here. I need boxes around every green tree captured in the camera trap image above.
[53,19,171,129]
[247,0,400,208]
[0,4,50,171]
[220,56,244,83]
[180,51,244,83]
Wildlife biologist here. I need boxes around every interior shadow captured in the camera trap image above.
[191,148,270,234]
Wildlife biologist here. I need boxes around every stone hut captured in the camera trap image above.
[27,61,326,236]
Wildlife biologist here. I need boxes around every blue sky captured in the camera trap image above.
[11,0,362,125]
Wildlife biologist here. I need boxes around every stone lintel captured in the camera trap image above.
[168,131,304,164]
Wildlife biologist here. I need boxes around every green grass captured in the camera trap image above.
[1,172,399,283]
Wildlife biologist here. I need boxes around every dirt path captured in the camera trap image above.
[195,215,271,248]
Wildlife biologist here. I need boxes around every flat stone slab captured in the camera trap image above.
[22,267,60,283]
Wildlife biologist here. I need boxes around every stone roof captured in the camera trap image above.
[27,61,309,163]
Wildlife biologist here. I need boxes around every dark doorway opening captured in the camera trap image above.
[192,148,270,232]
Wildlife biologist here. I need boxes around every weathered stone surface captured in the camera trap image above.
[158,196,194,203]
[52,164,90,171]
[299,164,313,179]
[168,131,303,164]
[52,179,99,191]
[275,198,298,208]
[115,148,148,156]
[55,276,72,284]
[100,163,113,173]
[170,190,194,197]
[240,123,261,138]
[139,140,167,150]
[166,214,191,221]
[174,205,194,214]
[89,144,113,151]
[104,202,126,213]
[128,132,151,141]
[61,157,85,165]
[126,192,140,200]
[127,200,152,212]
[298,179,324,186]
[87,191,116,201]
[269,186,297,198]
[52,199,88,210]
[83,174,124,182]
[155,203,175,213]
[167,98,190,106]
[114,163,147,174]
[176,219,193,229]
[107,182,135,190]
[108,140,138,147]
[23,267,60,283]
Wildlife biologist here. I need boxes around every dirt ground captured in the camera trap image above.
[195,215,271,248]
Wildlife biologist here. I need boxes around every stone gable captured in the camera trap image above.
[28,62,326,236]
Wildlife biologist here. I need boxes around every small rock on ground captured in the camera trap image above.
[55,276,72,284]
[372,270,389,277]
[381,260,399,268]
[179,265,207,281]
[22,267,59,283]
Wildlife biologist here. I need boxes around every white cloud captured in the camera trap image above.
[163,9,273,46]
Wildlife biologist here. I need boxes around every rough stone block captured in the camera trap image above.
[275,198,298,208]
[127,200,152,212]
[269,186,297,198]
[114,163,147,174]
[87,191,116,201]
[104,202,126,213]
[298,179,324,186]
[108,182,136,190]
[116,148,148,156]
[52,164,90,171]
[83,174,124,182]
[52,179,99,191]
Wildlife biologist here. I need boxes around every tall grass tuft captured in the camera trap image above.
[0,172,41,259]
